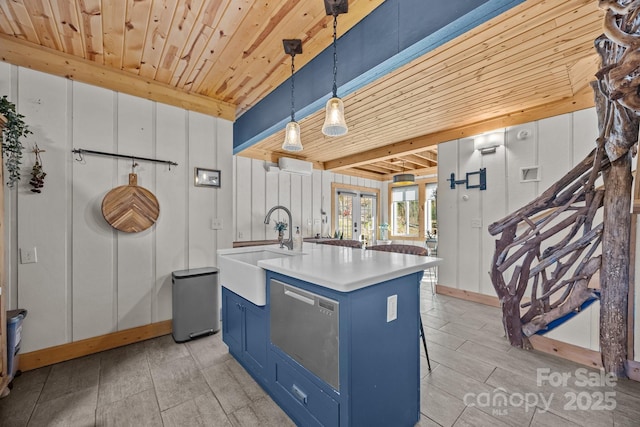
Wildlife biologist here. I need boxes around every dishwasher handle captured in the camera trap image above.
[291,384,308,405]
[284,287,315,305]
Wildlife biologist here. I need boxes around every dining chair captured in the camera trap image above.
[366,244,432,370]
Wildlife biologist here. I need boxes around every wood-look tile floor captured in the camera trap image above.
[1,278,639,426]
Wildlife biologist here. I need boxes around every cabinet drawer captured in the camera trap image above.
[271,351,339,427]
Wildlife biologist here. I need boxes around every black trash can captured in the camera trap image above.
[171,267,219,343]
[7,309,27,381]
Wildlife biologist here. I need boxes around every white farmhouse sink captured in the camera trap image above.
[217,247,299,306]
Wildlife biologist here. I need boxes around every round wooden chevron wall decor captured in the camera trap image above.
[102,173,160,233]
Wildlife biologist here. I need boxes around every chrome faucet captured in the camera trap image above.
[264,205,293,250]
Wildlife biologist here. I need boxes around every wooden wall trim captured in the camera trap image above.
[0,35,235,121]
[19,320,172,371]
[626,360,640,381]
[529,335,603,369]
[435,284,501,308]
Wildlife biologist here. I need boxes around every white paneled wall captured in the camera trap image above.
[436,108,624,352]
[233,158,383,241]
[0,64,233,353]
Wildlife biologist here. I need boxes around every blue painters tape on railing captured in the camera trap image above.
[535,291,601,335]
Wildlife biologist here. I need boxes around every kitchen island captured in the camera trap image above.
[217,243,440,427]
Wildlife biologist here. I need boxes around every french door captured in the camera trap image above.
[335,190,377,243]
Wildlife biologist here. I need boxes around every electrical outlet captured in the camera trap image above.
[387,294,398,322]
[238,231,244,239]
[20,247,38,264]
[471,218,482,228]
[211,218,223,230]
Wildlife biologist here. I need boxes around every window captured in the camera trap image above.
[388,178,437,241]
[391,185,419,236]
[425,184,437,238]
[359,193,377,243]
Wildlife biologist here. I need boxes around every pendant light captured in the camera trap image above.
[322,0,349,137]
[393,160,416,185]
[393,173,416,185]
[282,39,303,152]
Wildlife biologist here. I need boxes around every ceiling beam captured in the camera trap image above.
[324,87,595,171]
[235,151,325,171]
[383,166,437,181]
[0,34,236,121]
[378,162,403,172]
[400,154,435,168]
[339,168,387,181]
[414,151,438,164]
[356,164,395,174]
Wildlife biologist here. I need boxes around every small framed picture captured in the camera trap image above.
[194,168,220,187]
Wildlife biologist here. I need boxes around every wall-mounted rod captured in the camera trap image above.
[72,148,178,167]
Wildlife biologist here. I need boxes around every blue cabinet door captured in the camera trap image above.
[222,287,267,382]
[243,301,268,378]
[222,288,243,357]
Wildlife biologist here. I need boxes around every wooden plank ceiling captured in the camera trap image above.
[0,0,605,180]
[0,0,383,120]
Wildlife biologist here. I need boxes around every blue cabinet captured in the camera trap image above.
[222,271,421,427]
[266,271,421,427]
[269,349,340,427]
[221,288,267,383]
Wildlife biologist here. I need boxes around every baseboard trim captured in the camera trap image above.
[435,284,501,308]
[434,285,611,371]
[626,360,640,381]
[529,334,603,369]
[19,320,172,371]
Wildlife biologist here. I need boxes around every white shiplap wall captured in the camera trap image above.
[0,63,233,353]
[436,107,639,354]
[233,158,383,241]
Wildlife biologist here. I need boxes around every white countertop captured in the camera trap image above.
[218,242,441,293]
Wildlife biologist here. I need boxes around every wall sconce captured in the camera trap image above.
[322,0,349,137]
[474,130,505,155]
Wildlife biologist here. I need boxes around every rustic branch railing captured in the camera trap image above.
[489,1,640,376]
[488,148,609,349]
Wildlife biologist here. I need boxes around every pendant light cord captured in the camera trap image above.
[331,13,338,98]
[290,52,296,122]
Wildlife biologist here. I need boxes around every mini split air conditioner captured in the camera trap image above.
[278,157,313,175]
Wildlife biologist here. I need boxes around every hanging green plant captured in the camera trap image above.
[29,144,46,193]
[0,95,31,187]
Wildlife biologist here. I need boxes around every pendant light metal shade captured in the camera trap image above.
[282,121,303,151]
[393,173,416,186]
[322,97,348,136]
[282,39,303,152]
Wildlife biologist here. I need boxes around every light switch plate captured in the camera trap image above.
[387,295,398,322]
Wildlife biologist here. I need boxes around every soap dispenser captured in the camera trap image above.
[293,226,303,251]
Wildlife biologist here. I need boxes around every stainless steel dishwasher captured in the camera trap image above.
[270,279,340,390]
